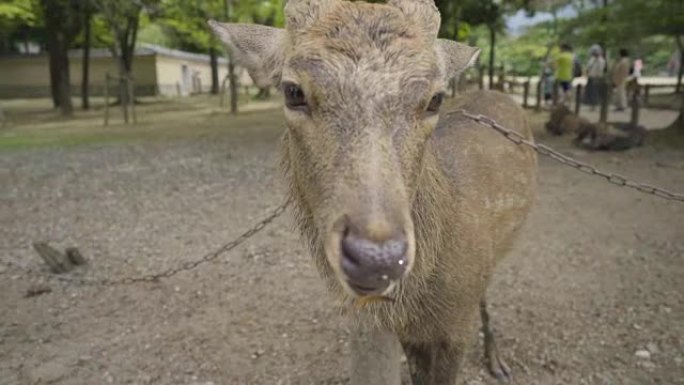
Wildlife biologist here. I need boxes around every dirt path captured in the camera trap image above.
[1,101,683,385]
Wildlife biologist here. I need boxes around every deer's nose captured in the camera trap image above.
[340,228,408,295]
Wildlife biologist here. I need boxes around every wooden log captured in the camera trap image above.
[32,242,72,273]
[65,247,87,266]
[25,284,52,298]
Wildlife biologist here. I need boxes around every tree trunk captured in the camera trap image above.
[47,33,73,116]
[228,59,238,113]
[121,15,139,76]
[23,28,30,53]
[118,64,129,124]
[676,35,683,94]
[118,13,139,111]
[81,9,92,110]
[488,25,496,90]
[42,0,74,116]
[57,45,73,117]
[44,17,61,108]
[210,46,220,95]
[671,89,684,132]
[224,0,239,113]
[48,41,61,108]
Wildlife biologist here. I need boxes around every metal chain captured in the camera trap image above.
[1,199,290,286]
[3,111,683,287]
[457,109,684,203]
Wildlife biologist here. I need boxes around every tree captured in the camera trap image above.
[562,0,683,130]
[613,0,683,93]
[91,0,160,122]
[161,0,225,94]
[39,0,85,117]
[0,0,37,53]
[160,0,283,107]
[461,1,507,89]
[80,3,95,110]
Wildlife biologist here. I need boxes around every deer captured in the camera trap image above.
[546,105,647,151]
[210,1,537,384]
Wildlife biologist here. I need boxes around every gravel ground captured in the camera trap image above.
[1,99,683,385]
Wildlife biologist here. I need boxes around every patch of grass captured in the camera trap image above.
[0,95,285,151]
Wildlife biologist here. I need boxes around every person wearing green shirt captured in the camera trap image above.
[555,43,575,104]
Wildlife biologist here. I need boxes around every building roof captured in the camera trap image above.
[1,43,230,65]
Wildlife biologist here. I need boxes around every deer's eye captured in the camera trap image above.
[426,92,444,113]
[282,82,308,111]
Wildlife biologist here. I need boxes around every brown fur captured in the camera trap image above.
[545,105,646,151]
[211,1,537,383]
[574,122,647,151]
[545,104,593,136]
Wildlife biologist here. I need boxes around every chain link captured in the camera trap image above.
[457,109,684,203]
[1,200,290,286]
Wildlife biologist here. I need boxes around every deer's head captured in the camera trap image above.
[210,0,479,298]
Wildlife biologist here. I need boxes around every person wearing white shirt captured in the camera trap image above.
[583,44,606,111]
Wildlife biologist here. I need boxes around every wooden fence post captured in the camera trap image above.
[104,73,110,126]
[536,80,542,110]
[599,78,610,124]
[552,80,559,106]
[220,75,230,107]
[127,75,137,125]
[575,83,583,115]
[522,80,530,108]
[478,65,485,90]
[457,73,467,93]
[630,81,641,126]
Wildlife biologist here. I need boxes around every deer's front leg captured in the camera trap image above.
[349,317,402,385]
[402,340,467,385]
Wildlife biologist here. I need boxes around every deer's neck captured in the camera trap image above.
[409,150,450,277]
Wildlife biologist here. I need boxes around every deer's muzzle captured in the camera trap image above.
[335,215,410,296]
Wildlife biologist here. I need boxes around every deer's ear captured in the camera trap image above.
[436,39,481,79]
[208,20,286,88]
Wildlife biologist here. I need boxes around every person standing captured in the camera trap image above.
[633,57,643,78]
[612,48,631,112]
[542,62,555,106]
[554,43,575,105]
[584,44,606,111]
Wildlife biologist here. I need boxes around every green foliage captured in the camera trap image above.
[560,0,683,52]
[153,0,284,53]
[483,0,683,77]
[0,0,37,25]
[0,0,39,52]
